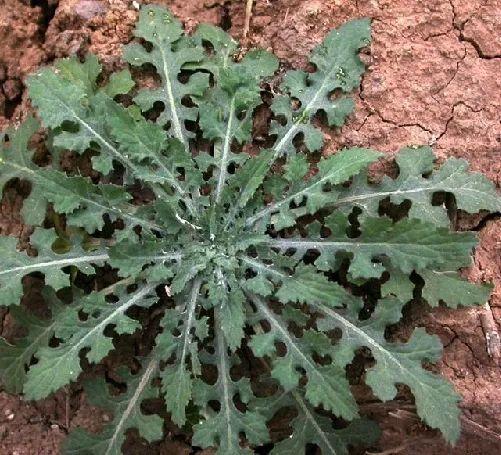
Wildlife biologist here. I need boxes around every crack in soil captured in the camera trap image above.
[434,101,484,145]
[358,70,435,137]
[449,0,501,59]
[357,0,500,156]
[431,45,467,97]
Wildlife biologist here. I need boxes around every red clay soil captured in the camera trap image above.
[0,0,500,454]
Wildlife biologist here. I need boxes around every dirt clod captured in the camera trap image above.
[3,79,22,101]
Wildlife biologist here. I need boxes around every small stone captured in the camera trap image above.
[164,285,172,297]
[2,79,22,101]
[74,0,106,21]
[253,16,272,28]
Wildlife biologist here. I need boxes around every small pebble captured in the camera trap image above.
[2,79,21,101]
[74,0,106,21]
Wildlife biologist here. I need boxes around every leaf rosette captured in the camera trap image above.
[0,5,498,455]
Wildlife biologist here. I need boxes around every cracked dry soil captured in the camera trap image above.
[0,0,499,454]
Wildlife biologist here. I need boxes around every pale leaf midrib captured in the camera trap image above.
[44,83,140,173]
[105,357,158,455]
[159,47,186,147]
[291,390,338,454]
[271,69,331,160]
[175,278,202,399]
[1,252,109,277]
[252,296,329,390]
[215,96,236,204]
[240,47,347,225]
[333,182,497,207]
[267,237,462,251]
[314,301,439,394]
[43,82,177,201]
[240,256,288,280]
[69,283,156,357]
[215,317,234,451]
[6,161,165,233]
[246,155,375,226]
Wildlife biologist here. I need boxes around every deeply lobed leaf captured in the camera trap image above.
[64,358,162,455]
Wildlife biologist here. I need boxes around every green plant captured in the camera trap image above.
[0,4,499,454]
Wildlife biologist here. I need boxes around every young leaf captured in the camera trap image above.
[334,146,501,226]
[193,315,269,454]
[64,357,162,455]
[315,297,461,443]
[123,5,209,146]
[24,284,157,399]
[197,49,278,203]
[0,288,62,393]
[269,19,371,157]
[0,229,107,306]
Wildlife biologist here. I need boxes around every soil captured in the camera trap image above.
[0,0,500,454]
